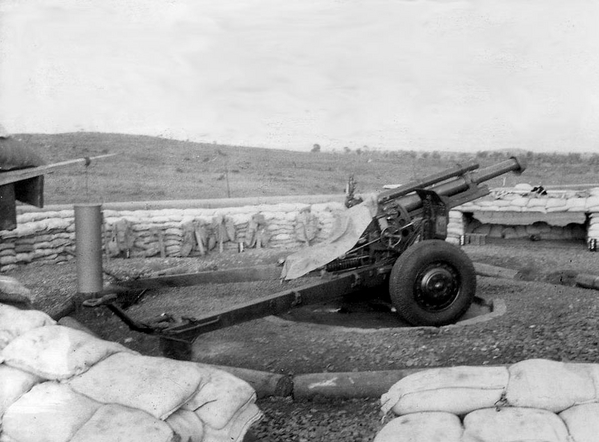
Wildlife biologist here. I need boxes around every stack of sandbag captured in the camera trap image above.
[0,212,75,272]
[2,202,347,268]
[585,188,599,213]
[469,222,587,241]
[446,211,465,245]
[103,204,339,257]
[0,303,262,442]
[588,213,599,246]
[459,192,591,214]
[376,359,599,442]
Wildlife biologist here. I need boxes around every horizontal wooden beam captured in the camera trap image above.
[0,153,117,186]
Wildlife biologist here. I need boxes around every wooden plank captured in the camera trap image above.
[0,153,117,186]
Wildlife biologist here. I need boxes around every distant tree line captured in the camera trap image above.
[311,143,599,167]
[476,150,599,166]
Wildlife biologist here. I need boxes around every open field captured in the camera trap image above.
[14,132,599,206]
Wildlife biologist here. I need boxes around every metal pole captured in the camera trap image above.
[75,204,103,294]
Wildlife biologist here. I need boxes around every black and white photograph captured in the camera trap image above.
[2,1,599,441]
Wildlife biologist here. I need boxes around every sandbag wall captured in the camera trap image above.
[446,186,599,246]
[376,358,599,442]
[0,201,344,272]
[0,302,262,442]
[102,202,340,258]
[0,211,75,273]
[2,186,599,273]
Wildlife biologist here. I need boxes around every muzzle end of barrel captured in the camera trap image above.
[510,156,527,175]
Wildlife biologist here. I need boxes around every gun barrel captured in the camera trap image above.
[378,160,480,204]
[387,156,526,213]
[470,156,526,184]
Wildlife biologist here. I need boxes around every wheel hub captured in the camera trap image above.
[416,265,459,311]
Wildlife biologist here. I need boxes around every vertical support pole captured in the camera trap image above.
[75,204,103,294]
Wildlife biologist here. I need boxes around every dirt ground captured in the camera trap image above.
[8,238,599,441]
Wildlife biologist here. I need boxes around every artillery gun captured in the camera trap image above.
[281,157,526,326]
[85,157,525,360]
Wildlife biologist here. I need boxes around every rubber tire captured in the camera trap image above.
[389,240,476,326]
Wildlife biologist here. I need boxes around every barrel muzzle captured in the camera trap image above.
[509,156,527,175]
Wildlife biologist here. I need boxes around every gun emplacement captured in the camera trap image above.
[85,156,526,360]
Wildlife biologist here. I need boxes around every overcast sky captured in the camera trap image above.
[1,0,598,153]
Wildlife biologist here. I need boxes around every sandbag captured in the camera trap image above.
[514,225,528,238]
[509,197,530,207]
[527,222,551,235]
[488,224,504,238]
[462,407,569,442]
[71,404,177,442]
[0,364,42,416]
[0,304,55,350]
[566,198,587,212]
[183,366,257,430]
[2,382,101,442]
[577,362,599,399]
[69,352,209,420]
[0,276,33,307]
[501,227,518,239]
[381,365,509,416]
[0,432,18,442]
[472,224,492,235]
[505,359,596,412]
[165,409,205,442]
[0,137,45,171]
[373,412,463,442]
[526,198,548,209]
[202,403,263,442]
[546,199,567,210]
[559,403,599,442]
[2,325,133,380]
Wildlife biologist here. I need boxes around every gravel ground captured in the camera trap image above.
[6,239,599,441]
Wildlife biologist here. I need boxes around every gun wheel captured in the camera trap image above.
[389,240,476,326]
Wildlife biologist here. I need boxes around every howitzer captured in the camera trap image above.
[281,156,525,326]
[85,157,525,360]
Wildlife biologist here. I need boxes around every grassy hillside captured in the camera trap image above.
[13,132,599,206]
